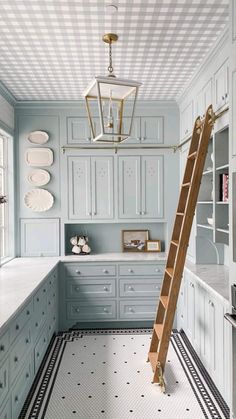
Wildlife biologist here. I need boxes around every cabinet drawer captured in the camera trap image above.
[0,358,9,407]
[10,325,31,383]
[66,278,116,299]
[64,264,116,277]
[67,301,116,321]
[119,264,164,277]
[32,301,47,342]
[10,300,33,344]
[11,358,33,419]
[119,300,156,320]
[47,269,57,289]
[34,283,48,316]
[34,328,48,372]
[119,278,161,298]
[0,330,9,364]
[0,398,11,419]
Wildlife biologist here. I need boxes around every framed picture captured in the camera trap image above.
[146,240,161,252]
[122,230,149,252]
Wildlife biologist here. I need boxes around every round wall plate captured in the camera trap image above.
[27,169,50,186]
[24,189,54,212]
[27,131,49,144]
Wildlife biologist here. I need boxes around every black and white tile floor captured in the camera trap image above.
[20,329,229,419]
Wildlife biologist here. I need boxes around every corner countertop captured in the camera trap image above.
[0,257,59,331]
[185,260,229,303]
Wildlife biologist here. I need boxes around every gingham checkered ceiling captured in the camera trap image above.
[0,0,228,101]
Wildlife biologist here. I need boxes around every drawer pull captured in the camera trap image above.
[43,289,46,293]
[75,270,81,274]
[37,352,40,358]
[44,338,46,343]
[15,396,19,403]
[0,382,3,389]
[155,286,160,290]
[35,322,38,327]
[155,268,160,273]
[103,269,108,274]
[54,274,56,279]
[14,356,18,363]
[128,286,134,291]
[26,373,29,379]
[36,297,39,302]
[103,308,108,313]
[15,324,19,331]
[42,311,45,315]
[0,345,5,351]
[53,316,56,321]
[141,211,145,215]
[26,310,30,315]
[25,338,29,344]
[222,95,225,100]
[103,287,108,291]
[76,308,80,313]
[128,307,134,313]
[76,287,80,292]
[128,269,133,273]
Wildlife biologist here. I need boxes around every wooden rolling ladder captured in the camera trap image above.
[147,105,215,391]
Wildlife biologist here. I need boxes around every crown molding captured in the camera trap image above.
[15,99,178,109]
[177,26,229,106]
[0,80,17,106]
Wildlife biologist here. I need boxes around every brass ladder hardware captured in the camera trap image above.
[147,105,215,390]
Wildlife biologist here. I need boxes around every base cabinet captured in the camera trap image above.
[178,268,230,404]
[0,267,58,418]
[59,261,164,330]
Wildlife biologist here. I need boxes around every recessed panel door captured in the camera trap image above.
[91,156,114,219]
[68,157,91,219]
[141,155,163,218]
[118,156,141,218]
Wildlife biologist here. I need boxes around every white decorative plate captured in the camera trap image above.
[24,189,54,212]
[27,169,50,186]
[25,148,53,167]
[28,131,49,144]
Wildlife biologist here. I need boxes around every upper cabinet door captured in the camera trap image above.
[203,78,212,112]
[91,156,114,220]
[141,155,164,218]
[68,156,91,219]
[67,117,91,144]
[141,117,164,144]
[214,60,229,111]
[181,101,193,139]
[122,117,141,144]
[118,156,141,218]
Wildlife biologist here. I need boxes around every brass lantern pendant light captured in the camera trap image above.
[84,33,142,143]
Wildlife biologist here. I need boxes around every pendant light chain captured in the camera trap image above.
[108,41,114,75]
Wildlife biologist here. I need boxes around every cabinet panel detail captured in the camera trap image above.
[142,155,163,218]
[214,60,228,111]
[119,264,164,276]
[66,278,116,299]
[91,157,114,219]
[67,117,91,144]
[67,301,116,320]
[140,116,164,144]
[118,156,141,218]
[21,218,60,257]
[68,156,91,219]
[119,278,161,298]
[64,263,116,277]
[119,300,156,320]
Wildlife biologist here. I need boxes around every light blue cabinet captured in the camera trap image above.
[68,156,114,220]
[118,155,164,219]
[123,116,164,144]
[67,117,92,144]
[0,267,58,417]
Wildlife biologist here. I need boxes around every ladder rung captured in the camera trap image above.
[160,296,169,309]
[171,240,179,247]
[154,324,163,340]
[148,351,159,372]
[176,212,185,216]
[188,151,197,160]
[165,267,173,277]
[182,182,191,187]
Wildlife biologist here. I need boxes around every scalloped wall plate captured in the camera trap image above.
[28,130,49,144]
[25,148,53,167]
[24,189,54,212]
[27,169,50,186]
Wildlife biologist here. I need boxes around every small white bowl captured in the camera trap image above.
[207,217,213,226]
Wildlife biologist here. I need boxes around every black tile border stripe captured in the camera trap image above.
[179,329,230,418]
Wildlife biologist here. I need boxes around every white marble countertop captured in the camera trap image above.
[0,257,59,331]
[61,252,167,262]
[185,260,229,303]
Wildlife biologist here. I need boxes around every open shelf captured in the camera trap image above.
[197,223,214,230]
[197,201,213,204]
[216,164,229,171]
[216,201,229,205]
[216,228,229,234]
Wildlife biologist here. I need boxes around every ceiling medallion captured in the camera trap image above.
[84,33,142,143]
